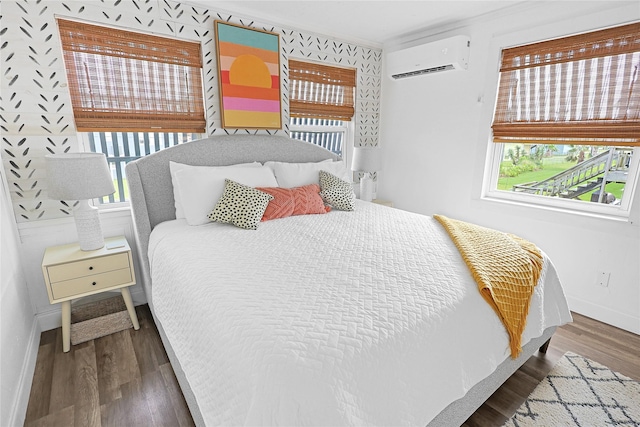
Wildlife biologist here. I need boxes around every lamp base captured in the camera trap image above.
[360,173,374,202]
[73,200,105,251]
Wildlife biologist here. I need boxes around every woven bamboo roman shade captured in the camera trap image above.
[57,19,205,133]
[492,22,640,146]
[289,59,356,121]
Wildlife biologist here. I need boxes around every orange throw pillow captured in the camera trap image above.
[257,184,330,221]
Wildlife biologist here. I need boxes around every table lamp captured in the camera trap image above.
[351,147,382,202]
[46,153,115,251]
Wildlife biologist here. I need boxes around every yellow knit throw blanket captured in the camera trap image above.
[434,215,544,358]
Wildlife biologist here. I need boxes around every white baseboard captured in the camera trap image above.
[567,296,640,335]
[37,306,63,332]
[8,317,40,427]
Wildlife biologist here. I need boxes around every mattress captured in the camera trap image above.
[148,200,572,426]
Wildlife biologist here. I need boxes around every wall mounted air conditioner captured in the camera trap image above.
[387,35,470,79]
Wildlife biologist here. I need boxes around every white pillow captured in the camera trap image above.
[265,160,351,188]
[170,161,261,219]
[174,165,278,225]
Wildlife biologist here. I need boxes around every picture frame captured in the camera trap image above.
[214,21,282,129]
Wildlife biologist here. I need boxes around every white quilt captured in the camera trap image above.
[148,201,572,426]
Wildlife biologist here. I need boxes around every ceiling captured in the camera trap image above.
[189,1,530,46]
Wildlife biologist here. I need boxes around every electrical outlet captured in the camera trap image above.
[597,271,610,287]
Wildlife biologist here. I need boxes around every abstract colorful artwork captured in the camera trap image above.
[215,21,281,129]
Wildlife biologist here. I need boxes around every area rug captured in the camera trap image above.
[504,352,640,426]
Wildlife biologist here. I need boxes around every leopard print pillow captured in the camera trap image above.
[208,179,273,230]
[319,170,356,211]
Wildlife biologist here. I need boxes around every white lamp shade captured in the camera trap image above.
[351,147,382,172]
[46,153,115,200]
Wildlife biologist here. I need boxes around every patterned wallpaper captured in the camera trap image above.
[0,0,381,223]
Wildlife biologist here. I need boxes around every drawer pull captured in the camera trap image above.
[89,266,94,270]
[92,282,97,286]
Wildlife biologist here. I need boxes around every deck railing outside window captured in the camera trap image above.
[90,121,345,205]
[88,132,198,203]
[289,118,346,157]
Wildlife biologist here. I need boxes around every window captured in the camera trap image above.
[486,23,640,216]
[289,118,348,157]
[58,19,205,203]
[84,131,198,203]
[288,59,356,157]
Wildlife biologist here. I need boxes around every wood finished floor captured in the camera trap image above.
[463,312,640,427]
[24,305,194,427]
[24,308,640,427]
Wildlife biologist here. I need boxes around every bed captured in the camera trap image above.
[125,134,572,426]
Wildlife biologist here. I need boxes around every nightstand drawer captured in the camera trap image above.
[47,252,130,283]
[51,268,133,300]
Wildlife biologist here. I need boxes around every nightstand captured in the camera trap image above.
[372,199,393,207]
[42,236,140,352]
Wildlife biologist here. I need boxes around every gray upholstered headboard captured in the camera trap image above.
[125,134,340,301]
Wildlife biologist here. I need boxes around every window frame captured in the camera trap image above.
[79,130,205,209]
[289,118,353,163]
[57,19,208,209]
[483,142,640,219]
[287,58,357,163]
[482,22,640,220]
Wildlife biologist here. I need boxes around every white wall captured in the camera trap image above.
[379,2,640,334]
[0,168,39,427]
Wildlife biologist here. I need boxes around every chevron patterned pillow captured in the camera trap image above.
[257,184,330,221]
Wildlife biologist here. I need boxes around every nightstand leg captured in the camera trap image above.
[61,301,71,353]
[121,287,140,330]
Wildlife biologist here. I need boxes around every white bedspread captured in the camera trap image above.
[148,201,571,426]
